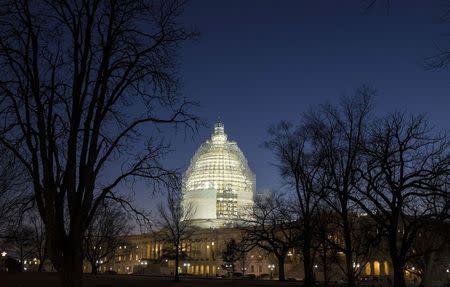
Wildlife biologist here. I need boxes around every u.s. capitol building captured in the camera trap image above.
[80,121,444,284]
[182,121,255,228]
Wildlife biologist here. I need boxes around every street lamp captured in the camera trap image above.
[211,242,215,260]
[183,262,190,273]
[268,264,275,279]
[313,264,318,277]
[1,251,6,272]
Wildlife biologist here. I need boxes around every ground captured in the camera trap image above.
[0,273,308,287]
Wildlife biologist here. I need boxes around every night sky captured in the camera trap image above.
[133,1,450,214]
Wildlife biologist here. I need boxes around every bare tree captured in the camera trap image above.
[353,112,450,287]
[3,223,35,272]
[157,188,194,281]
[305,89,374,286]
[28,209,47,272]
[83,200,131,275]
[0,148,30,235]
[219,236,252,277]
[313,208,381,284]
[265,121,323,285]
[0,0,197,286]
[313,208,339,285]
[222,238,243,276]
[349,216,383,279]
[1,208,48,272]
[407,220,450,287]
[243,193,300,281]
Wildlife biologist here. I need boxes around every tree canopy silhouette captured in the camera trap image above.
[0,0,197,286]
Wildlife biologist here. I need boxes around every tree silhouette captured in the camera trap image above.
[84,200,130,275]
[157,188,194,281]
[0,0,197,286]
[352,113,450,287]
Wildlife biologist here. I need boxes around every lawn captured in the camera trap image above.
[0,273,306,287]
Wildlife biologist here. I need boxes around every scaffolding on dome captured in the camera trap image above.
[182,121,255,228]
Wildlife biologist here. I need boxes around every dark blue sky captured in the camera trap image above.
[134,1,450,212]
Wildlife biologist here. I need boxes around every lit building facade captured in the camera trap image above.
[89,219,450,284]
[94,229,281,277]
[182,121,255,228]
[79,121,450,285]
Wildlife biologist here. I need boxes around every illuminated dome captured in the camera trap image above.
[182,120,255,228]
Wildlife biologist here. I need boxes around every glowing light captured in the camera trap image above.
[1,251,6,257]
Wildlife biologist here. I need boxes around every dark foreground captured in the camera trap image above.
[0,273,308,287]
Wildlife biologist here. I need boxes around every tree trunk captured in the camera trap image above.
[392,260,406,287]
[303,239,315,286]
[61,231,83,287]
[421,252,434,287]
[90,261,98,275]
[45,220,64,273]
[322,251,329,285]
[277,255,286,281]
[19,245,24,272]
[388,227,406,287]
[342,214,355,287]
[38,258,45,272]
[174,244,179,281]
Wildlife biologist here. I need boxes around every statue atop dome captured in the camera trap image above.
[211,119,227,143]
